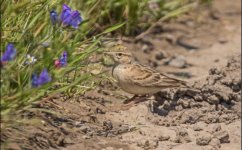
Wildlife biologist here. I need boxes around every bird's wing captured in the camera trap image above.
[126,63,187,88]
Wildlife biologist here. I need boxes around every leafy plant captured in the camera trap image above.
[76,0,201,35]
[1,0,123,120]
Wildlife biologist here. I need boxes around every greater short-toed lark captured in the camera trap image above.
[104,47,188,106]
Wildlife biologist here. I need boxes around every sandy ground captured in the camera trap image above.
[1,0,241,150]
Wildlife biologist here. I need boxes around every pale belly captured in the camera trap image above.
[118,81,161,95]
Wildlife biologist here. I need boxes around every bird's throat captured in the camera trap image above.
[111,64,118,77]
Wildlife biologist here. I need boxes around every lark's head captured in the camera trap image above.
[104,44,133,64]
[104,51,133,64]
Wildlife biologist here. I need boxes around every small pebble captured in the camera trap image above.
[158,135,170,141]
[82,135,90,139]
[168,55,187,68]
[155,51,167,60]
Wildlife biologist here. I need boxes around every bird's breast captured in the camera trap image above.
[112,64,129,82]
[112,64,160,94]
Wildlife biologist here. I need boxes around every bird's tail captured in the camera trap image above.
[160,73,199,90]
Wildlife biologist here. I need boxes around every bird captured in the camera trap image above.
[104,46,189,107]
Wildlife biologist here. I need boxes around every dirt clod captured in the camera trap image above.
[213,130,230,143]
[193,125,203,131]
[137,140,158,150]
[196,134,212,146]
[174,128,191,143]
[103,120,113,131]
[211,124,222,133]
[209,138,221,150]
[207,95,220,104]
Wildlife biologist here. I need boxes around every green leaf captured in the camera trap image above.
[102,22,126,34]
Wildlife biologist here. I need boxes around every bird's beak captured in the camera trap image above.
[104,52,114,56]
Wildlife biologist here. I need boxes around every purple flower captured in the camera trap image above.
[60,4,82,28]
[55,51,67,68]
[31,73,39,87]
[50,10,59,25]
[38,68,51,85]
[60,4,72,25]
[1,43,16,62]
[70,11,82,29]
[59,51,67,66]
[31,69,51,88]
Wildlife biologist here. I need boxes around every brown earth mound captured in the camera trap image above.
[152,55,241,126]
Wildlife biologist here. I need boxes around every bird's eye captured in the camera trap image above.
[117,53,122,57]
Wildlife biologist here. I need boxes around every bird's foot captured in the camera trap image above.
[123,95,139,104]
[123,95,149,104]
[120,96,149,110]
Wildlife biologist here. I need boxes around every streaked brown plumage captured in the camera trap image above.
[104,51,188,95]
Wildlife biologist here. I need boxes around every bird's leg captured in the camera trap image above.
[147,95,155,113]
[121,95,148,110]
[123,95,139,104]
[133,95,149,104]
